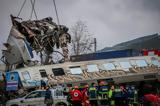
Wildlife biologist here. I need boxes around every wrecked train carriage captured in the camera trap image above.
[5,55,160,89]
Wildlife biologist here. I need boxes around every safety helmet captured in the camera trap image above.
[99,81,105,85]
[74,86,79,89]
[84,84,89,88]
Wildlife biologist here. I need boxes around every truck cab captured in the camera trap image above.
[6,86,68,106]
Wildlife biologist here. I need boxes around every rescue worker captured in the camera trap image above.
[98,81,109,106]
[134,87,138,104]
[71,86,82,106]
[126,85,133,105]
[143,93,160,106]
[67,87,73,106]
[82,84,90,106]
[41,79,46,89]
[108,85,115,106]
[114,84,123,106]
[127,85,138,105]
[114,84,128,106]
[44,86,53,106]
[89,83,98,106]
[63,87,72,106]
[120,85,128,106]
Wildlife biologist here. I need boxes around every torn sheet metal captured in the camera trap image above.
[2,15,71,66]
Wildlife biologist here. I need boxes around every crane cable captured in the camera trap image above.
[52,0,60,25]
[17,0,27,17]
[17,0,58,21]
[30,0,38,20]
[17,0,38,20]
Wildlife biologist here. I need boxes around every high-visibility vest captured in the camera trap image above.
[134,90,138,102]
[89,87,97,98]
[114,88,121,92]
[99,86,108,95]
[108,90,113,98]
[108,90,115,105]
[114,88,122,98]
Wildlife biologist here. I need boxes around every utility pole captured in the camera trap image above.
[86,37,97,53]
[94,38,97,52]
[89,38,97,53]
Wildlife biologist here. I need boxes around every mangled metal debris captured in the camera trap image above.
[2,15,71,68]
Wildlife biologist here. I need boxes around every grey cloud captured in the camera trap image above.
[0,0,160,53]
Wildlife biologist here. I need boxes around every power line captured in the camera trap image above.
[30,0,34,19]
[30,0,38,20]
[17,0,27,17]
[52,0,60,25]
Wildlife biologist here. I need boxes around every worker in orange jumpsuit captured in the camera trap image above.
[71,86,83,106]
[82,84,90,106]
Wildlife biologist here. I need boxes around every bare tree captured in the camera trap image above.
[70,20,94,55]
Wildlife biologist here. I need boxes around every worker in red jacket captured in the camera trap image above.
[71,86,83,106]
[144,94,160,106]
[82,84,90,106]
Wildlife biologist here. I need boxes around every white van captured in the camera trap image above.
[6,86,68,106]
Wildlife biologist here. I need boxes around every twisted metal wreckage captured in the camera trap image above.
[2,15,71,70]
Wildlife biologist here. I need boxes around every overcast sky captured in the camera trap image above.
[0,0,160,57]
